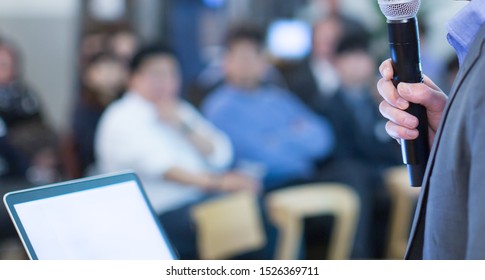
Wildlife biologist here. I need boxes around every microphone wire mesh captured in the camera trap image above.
[378,0,421,20]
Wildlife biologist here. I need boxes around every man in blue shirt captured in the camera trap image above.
[378,0,485,259]
[202,25,335,190]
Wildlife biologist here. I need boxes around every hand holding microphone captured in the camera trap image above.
[377,0,447,186]
[377,60,447,148]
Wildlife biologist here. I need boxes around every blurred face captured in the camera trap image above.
[224,40,267,89]
[0,47,16,84]
[131,55,181,103]
[110,32,138,62]
[327,0,341,14]
[336,50,375,88]
[84,58,127,105]
[81,33,107,60]
[312,18,343,60]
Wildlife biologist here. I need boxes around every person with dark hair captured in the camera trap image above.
[321,32,401,167]
[95,44,260,259]
[64,52,127,178]
[186,24,287,109]
[0,39,58,184]
[316,32,402,259]
[417,17,446,90]
[224,24,265,50]
[286,27,401,259]
[0,38,59,250]
[0,40,41,128]
[79,24,138,72]
[283,16,344,105]
[202,25,335,190]
[108,25,139,65]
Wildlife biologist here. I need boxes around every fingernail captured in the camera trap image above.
[405,117,418,128]
[397,98,409,109]
[406,129,419,138]
[399,83,410,95]
[383,67,391,77]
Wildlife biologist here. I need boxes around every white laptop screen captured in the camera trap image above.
[13,180,174,260]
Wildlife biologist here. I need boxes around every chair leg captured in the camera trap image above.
[327,208,359,260]
[385,192,414,259]
[274,212,303,260]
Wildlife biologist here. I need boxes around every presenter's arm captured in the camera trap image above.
[377,59,447,146]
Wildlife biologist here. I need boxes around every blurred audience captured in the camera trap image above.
[107,26,139,65]
[322,32,402,169]
[64,24,140,179]
[316,34,402,260]
[63,52,127,178]
[0,1,460,260]
[419,19,446,90]
[79,24,138,71]
[0,39,59,185]
[80,29,109,69]
[298,0,364,36]
[95,44,261,259]
[202,24,335,191]
[0,38,59,249]
[284,17,401,259]
[284,16,343,102]
[186,47,287,109]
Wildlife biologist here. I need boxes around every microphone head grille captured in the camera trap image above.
[378,0,421,20]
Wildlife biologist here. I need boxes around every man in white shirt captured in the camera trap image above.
[95,44,260,258]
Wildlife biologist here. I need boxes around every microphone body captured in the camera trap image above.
[387,17,429,187]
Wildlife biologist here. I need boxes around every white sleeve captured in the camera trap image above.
[129,130,177,178]
[179,101,233,171]
[96,108,176,178]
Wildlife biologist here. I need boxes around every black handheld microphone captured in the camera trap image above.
[378,0,430,187]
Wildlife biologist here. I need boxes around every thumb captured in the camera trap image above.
[397,82,447,112]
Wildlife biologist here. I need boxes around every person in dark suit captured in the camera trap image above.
[286,27,402,259]
[69,52,127,177]
[284,16,343,104]
[318,33,402,169]
[308,31,402,260]
[377,0,485,259]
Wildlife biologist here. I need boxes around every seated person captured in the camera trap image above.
[66,52,127,178]
[309,32,402,259]
[95,44,260,259]
[283,16,344,104]
[108,25,139,65]
[0,38,59,185]
[201,25,335,191]
[186,52,287,109]
[319,33,402,170]
[0,38,59,248]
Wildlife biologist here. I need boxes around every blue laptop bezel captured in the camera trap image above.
[3,171,178,260]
